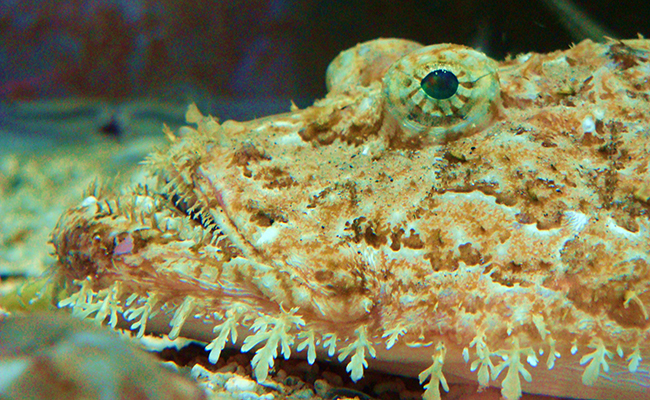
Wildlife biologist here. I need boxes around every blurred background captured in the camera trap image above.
[0,0,649,277]
[1,0,650,141]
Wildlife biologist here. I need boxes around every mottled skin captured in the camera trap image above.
[52,38,650,399]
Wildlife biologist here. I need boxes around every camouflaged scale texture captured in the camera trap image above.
[52,38,650,400]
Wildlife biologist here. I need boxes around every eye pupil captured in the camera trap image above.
[420,69,459,100]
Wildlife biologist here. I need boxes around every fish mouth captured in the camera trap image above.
[50,125,294,316]
[168,192,215,232]
[51,173,218,291]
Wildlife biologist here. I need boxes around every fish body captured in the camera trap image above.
[53,38,650,400]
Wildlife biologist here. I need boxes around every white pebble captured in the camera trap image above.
[225,376,258,392]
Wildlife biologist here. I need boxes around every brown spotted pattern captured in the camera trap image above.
[52,38,650,400]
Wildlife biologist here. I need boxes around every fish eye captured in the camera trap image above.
[420,69,459,100]
[383,44,500,141]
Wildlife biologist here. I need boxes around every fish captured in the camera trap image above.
[52,38,650,400]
